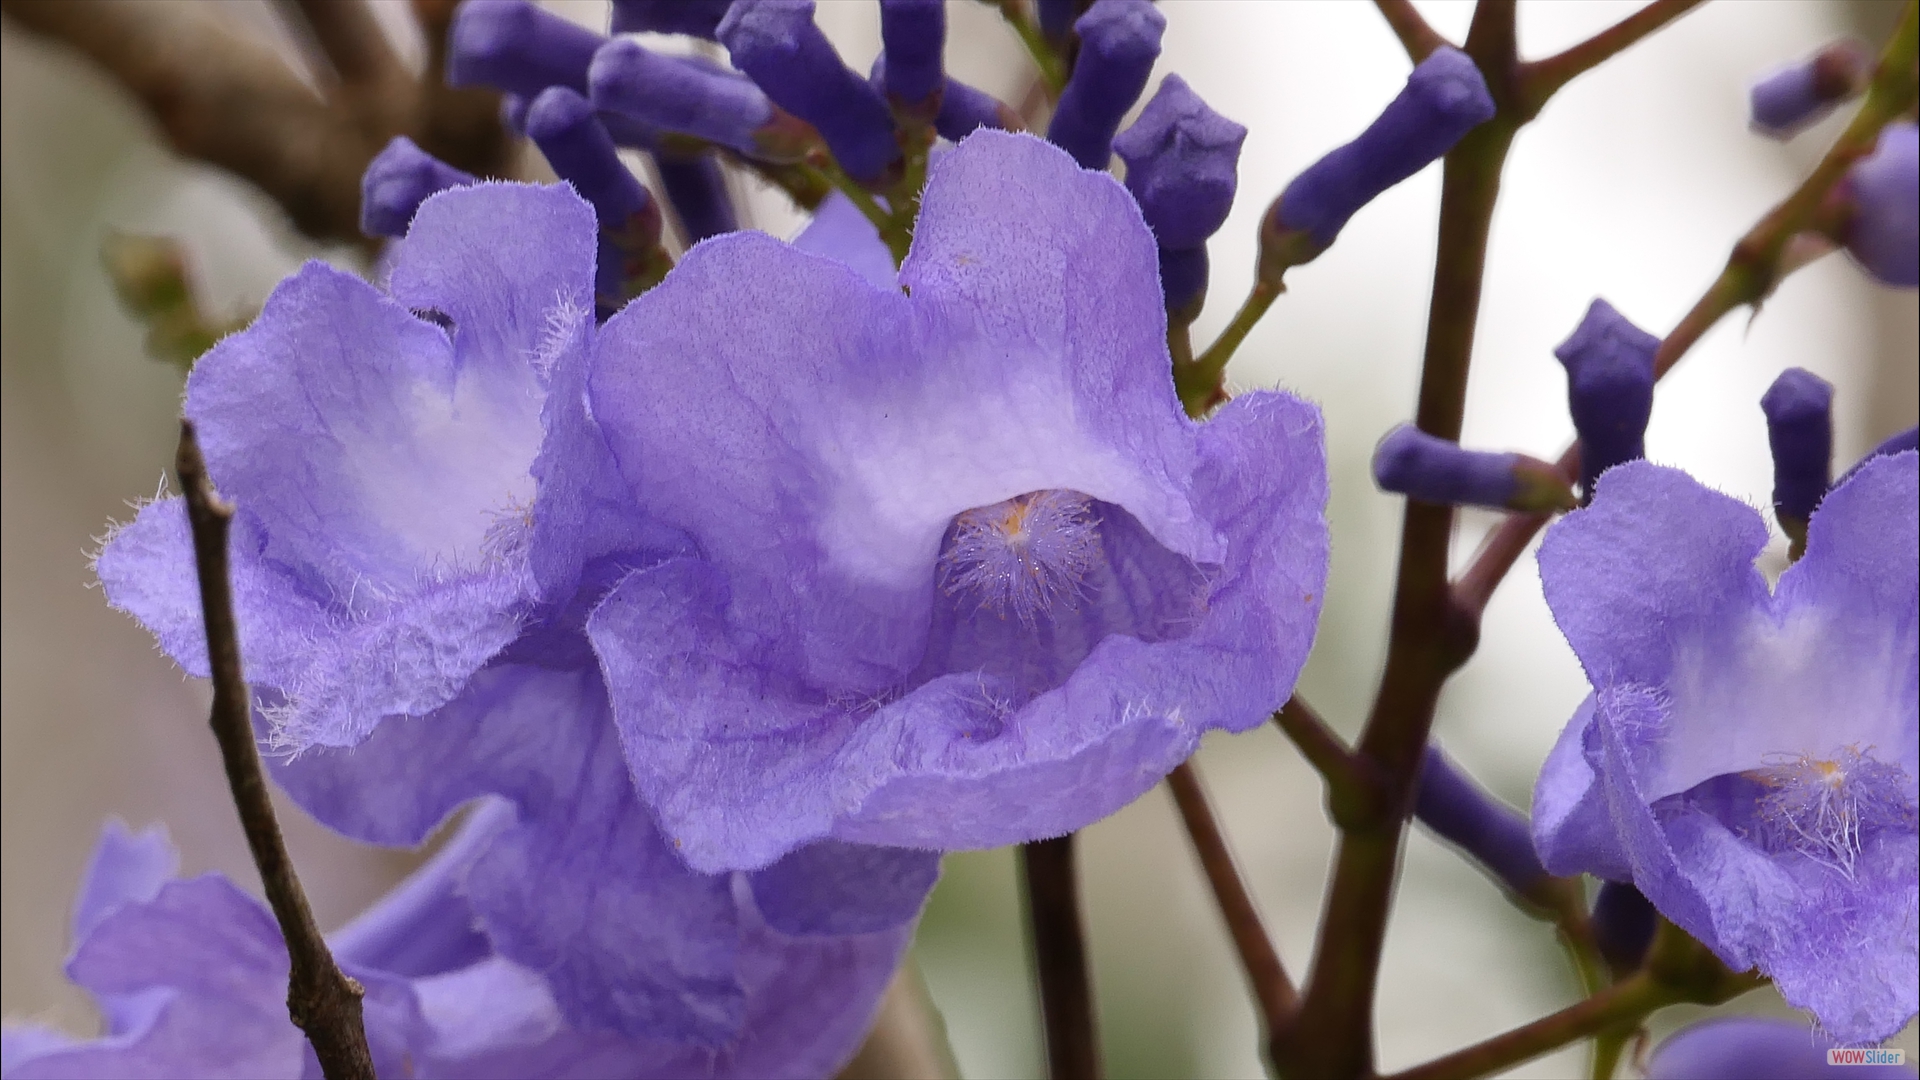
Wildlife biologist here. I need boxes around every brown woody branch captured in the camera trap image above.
[177,421,373,1080]
[1,0,510,245]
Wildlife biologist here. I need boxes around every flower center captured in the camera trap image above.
[1751,746,1917,880]
[938,489,1101,626]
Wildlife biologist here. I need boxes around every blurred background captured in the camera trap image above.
[3,1,1915,1077]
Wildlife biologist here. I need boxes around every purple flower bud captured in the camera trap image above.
[1648,1018,1917,1079]
[1372,424,1575,511]
[591,38,775,156]
[610,0,733,39]
[1114,76,1247,249]
[448,0,601,97]
[1158,245,1208,318]
[1842,122,1919,288]
[655,154,739,242]
[1590,881,1656,974]
[1838,425,1919,488]
[1750,38,1873,140]
[525,87,664,310]
[1276,47,1496,248]
[1554,298,1657,495]
[1036,0,1077,43]
[879,0,944,109]
[526,88,650,229]
[360,136,477,238]
[1761,367,1834,523]
[718,0,900,182]
[1415,745,1549,900]
[871,55,1021,143]
[1047,0,1165,170]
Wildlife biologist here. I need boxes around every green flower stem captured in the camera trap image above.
[987,0,1067,97]
[815,156,907,265]
[1178,280,1277,417]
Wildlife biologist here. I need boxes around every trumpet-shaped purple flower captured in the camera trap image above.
[1647,1017,1917,1079]
[2,804,917,1080]
[91,180,936,1047]
[585,130,1330,873]
[1532,454,1919,1044]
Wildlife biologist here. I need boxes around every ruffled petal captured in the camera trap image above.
[746,841,940,936]
[272,663,745,1046]
[1531,695,1633,881]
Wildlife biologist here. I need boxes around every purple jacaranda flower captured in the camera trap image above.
[1371,424,1575,512]
[1531,454,1919,1044]
[3,804,919,1079]
[1647,1017,1918,1079]
[1842,122,1919,288]
[1274,46,1495,251]
[1760,367,1834,525]
[878,0,944,112]
[361,136,477,239]
[1750,38,1873,140]
[1554,298,1658,496]
[91,179,938,1045]
[584,130,1330,873]
[611,0,733,39]
[1047,0,1165,170]
[718,0,900,182]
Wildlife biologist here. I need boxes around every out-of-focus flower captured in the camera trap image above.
[1646,1017,1917,1079]
[1532,454,1919,1044]
[1047,0,1165,170]
[877,0,944,114]
[1272,47,1494,252]
[449,0,601,98]
[1,804,920,1079]
[92,181,937,1046]
[1749,39,1874,140]
[1842,122,1919,288]
[1554,298,1658,497]
[585,130,1329,873]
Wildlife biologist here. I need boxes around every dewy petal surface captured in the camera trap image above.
[589,130,1328,869]
[1535,454,1919,1044]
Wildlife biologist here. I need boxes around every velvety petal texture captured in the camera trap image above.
[96,184,603,750]
[1533,455,1919,1044]
[588,130,1329,871]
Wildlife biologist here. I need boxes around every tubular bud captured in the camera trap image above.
[1372,424,1575,512]
[1414,745,1551,903]
[525,87,670,312]
[878,0,946,115]
[360,136,478,239]
[1840,122,1919,288]
[1749,38,1873,140]
[1760,367,1834,554]
[448,0,601,97]
[1046,0,1165,170]
[1274,46,1495,249]
[1114,75,1247,250]
[1554,298,1657,497]
[718,0,901,182]
[591,38,790,158]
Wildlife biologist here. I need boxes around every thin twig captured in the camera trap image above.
[176,421,373,1080]
[1164,763,1296,1026]
[1517,1,1707,117]
[1383,973,1679,1080]
[1271,698,1387,829]
[1371,0,1451,63]
[285,0,405,90]
[1021,836,1101,1080]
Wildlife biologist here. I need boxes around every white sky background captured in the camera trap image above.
[2,2,1915,1077]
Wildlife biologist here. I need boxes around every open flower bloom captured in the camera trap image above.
[586,130,1330,873]
[1532,453,1919,1044]
[91,181,937,1049]
[1,809,915,1080]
